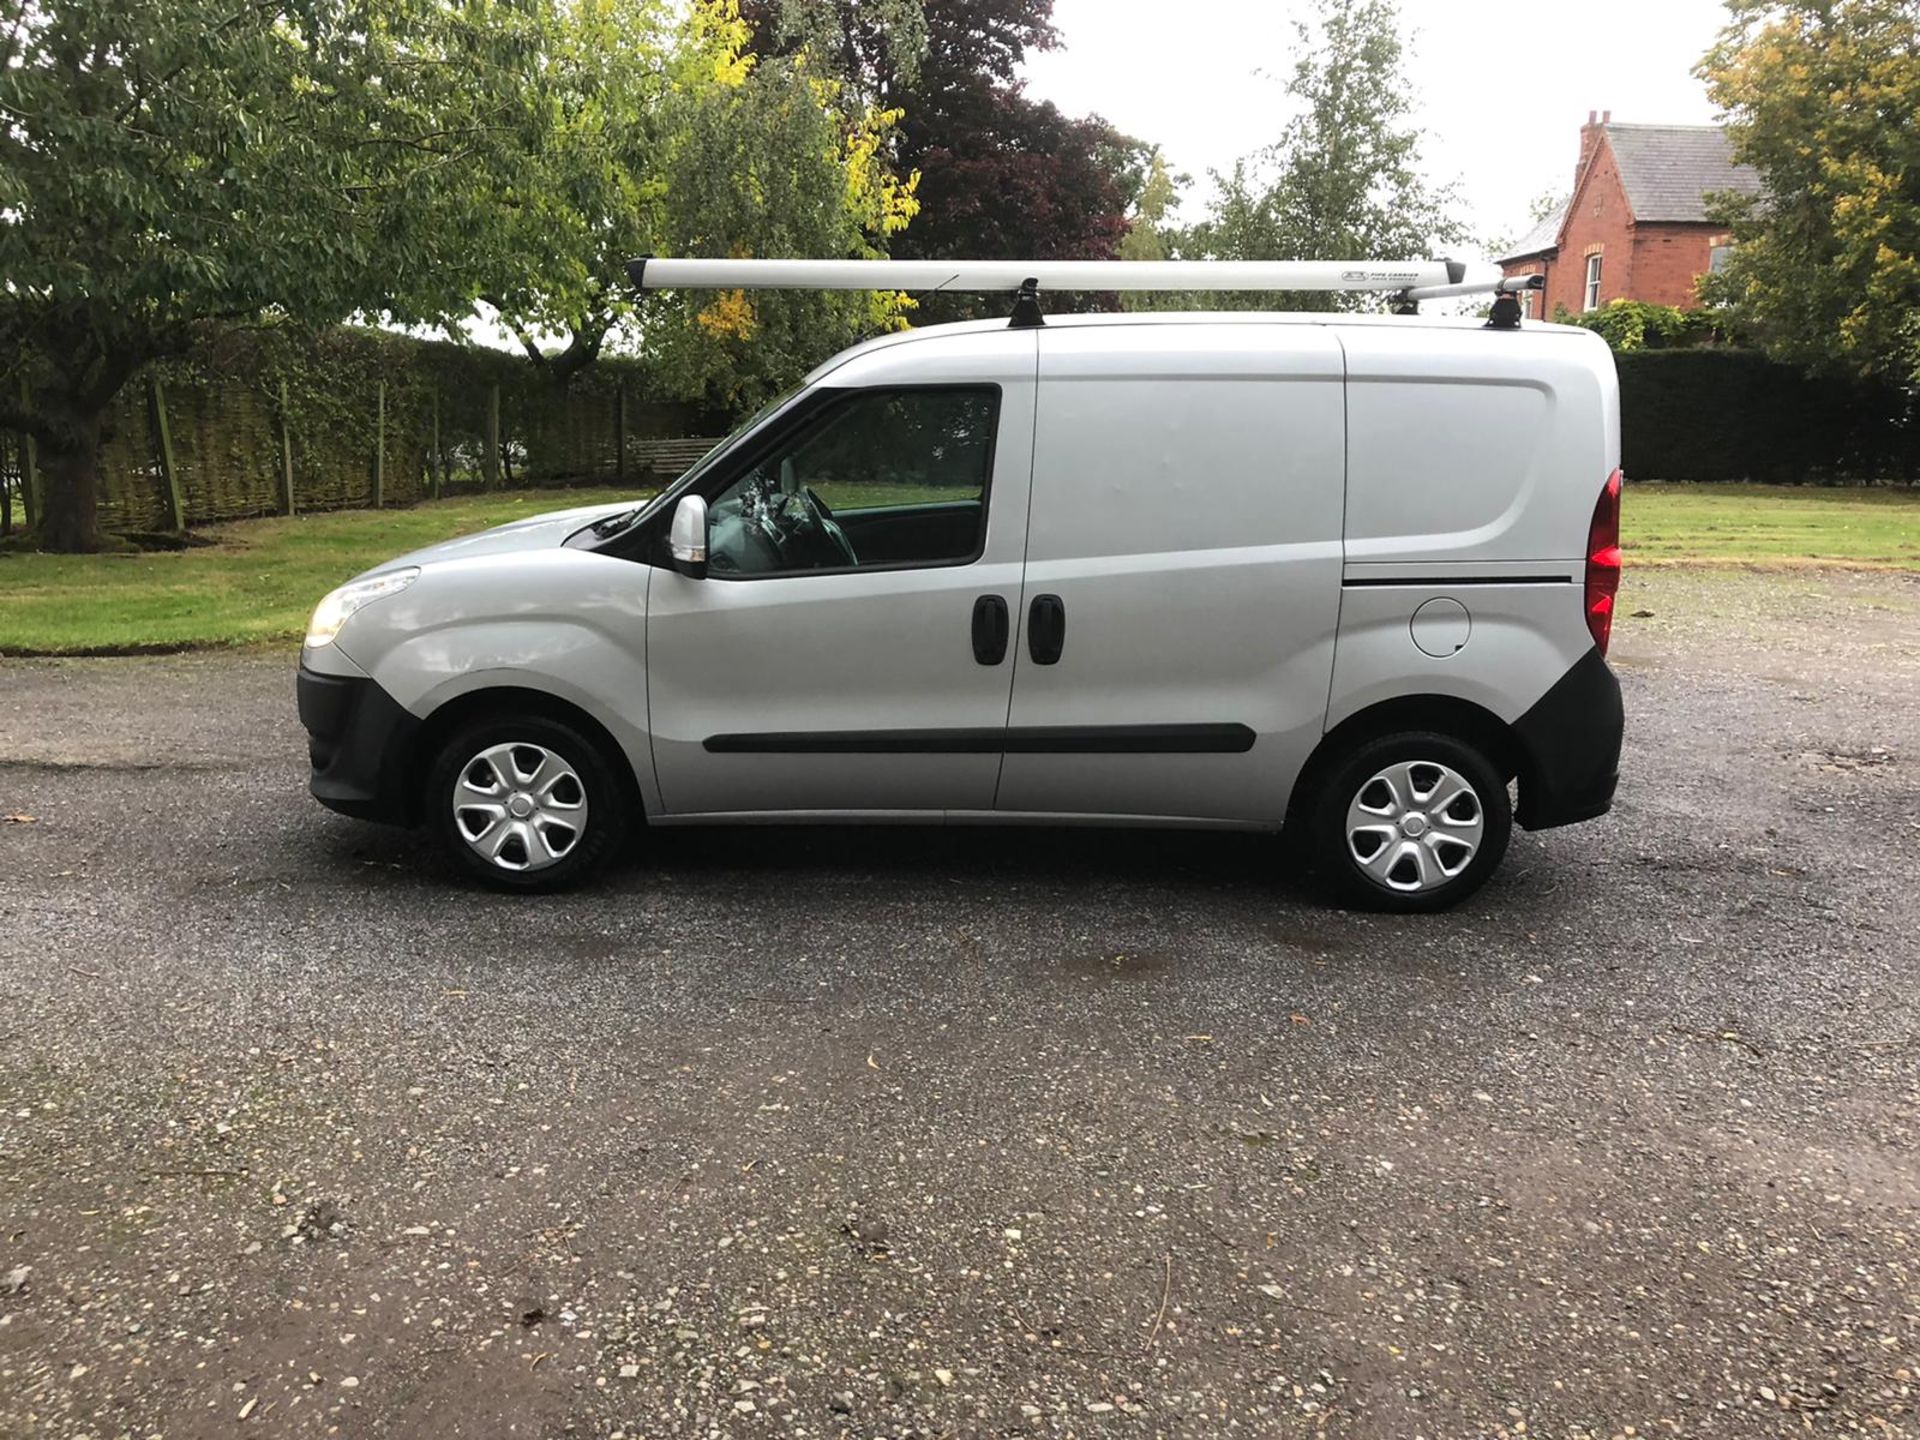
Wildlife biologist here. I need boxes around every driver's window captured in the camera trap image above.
[706,387,998,577]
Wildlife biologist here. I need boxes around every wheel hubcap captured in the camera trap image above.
[1345,760,1485,894]
[452,742,588,873]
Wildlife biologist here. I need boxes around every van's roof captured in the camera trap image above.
[826,309,1598,366]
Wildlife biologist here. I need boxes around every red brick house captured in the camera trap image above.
[1499,111,1763,320]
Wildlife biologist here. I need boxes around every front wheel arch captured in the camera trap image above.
[409,686,646,829]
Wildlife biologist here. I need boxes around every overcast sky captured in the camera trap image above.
[1022,0,1732,262]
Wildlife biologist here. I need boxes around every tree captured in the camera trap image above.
[482,1,919,407]
[1117,150,1191,313]
[477,0,681,391]
[1697,0,1920,387]
[741,0,1150,318]
[1118,151,1186,265]
[640,9,920,411]
[735,0,929,103]
[0,0,549,551]
[1182,0,1464,310]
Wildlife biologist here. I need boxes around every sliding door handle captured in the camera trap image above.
[971,594,1009,665]
[1028,593,1065,665]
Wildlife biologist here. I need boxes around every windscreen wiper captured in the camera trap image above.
[590,507,642,538]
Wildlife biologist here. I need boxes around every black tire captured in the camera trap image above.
[425,713,629,893]
[1310,730,1511,913]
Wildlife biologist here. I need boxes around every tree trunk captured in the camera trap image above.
[38,411,106,553]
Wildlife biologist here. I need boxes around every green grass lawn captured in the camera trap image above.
[1,481,1916,655]
[1624,482,1920,568]
[0,489,653,655]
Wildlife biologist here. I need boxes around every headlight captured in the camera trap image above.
[305,568,419,648]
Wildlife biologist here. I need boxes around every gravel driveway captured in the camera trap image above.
[2,568,1918,1439]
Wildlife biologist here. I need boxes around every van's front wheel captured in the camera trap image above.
[427,715,628,892]
[1312,732,1511,912]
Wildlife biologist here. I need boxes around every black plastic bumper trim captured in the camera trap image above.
[704,723,1256,756]
[1511,646,1623,830]
[298,664,422,826]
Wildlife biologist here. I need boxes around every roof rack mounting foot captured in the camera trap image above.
[1390,288,1419,317]
[1485,292,1524,329]
[1008,278,1046,329]
[1484,272,1544,329]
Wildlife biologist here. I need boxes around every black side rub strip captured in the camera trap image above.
[1342,575,1575,588]
[705,724,1256,755]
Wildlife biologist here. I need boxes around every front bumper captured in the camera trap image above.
[297,664,422,826]
[1511,646,1623,830]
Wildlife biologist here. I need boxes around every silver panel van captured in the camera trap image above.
[298,262,1622,910]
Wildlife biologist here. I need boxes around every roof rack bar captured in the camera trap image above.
[1402,273,1544,304]
[626,257,1474,295]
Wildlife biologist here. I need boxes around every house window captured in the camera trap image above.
[1709,243,1732,273]
[1583,253,1603,311]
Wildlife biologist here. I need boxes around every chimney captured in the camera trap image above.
[1577,108,1610,186]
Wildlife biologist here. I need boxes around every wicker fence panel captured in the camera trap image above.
[40,325,706,537]
[164,381,284,523]
[97,393,166,534]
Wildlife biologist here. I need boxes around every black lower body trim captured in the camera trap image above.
[1511,647,1623,830]
[704,723,1256,755]
[1342,575,1575,588]
[298,665,422,825]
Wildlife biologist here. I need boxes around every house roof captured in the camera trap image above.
[1496,124,1764,264]
[1497,198,1569,264]
[1603,123,1762,222]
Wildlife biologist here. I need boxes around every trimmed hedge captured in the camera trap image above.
[1616,348,1919,484]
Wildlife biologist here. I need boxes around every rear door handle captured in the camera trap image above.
[1028,593,1065,665]
[971,594,1009,665]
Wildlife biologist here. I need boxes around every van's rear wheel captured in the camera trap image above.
[427,715,628,892]
[1312,732,1511,912]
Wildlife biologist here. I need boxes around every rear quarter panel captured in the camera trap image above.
[1329,325,1618,727]
[1340,325,1618,570]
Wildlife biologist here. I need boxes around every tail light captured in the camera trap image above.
[1585,468,1623,655]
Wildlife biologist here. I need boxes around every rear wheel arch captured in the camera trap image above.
[1287,695,1524,831]
[410,686,646,827]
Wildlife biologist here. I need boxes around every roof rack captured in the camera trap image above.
[624,257,1544,328]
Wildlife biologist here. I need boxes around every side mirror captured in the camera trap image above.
[669,494,709,580]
